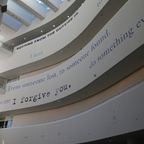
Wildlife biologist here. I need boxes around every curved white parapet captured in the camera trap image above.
[0,0,144,113]
[0,80,144,144]
[0,0,109,74]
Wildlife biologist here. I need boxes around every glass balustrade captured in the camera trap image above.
[0,41,13,52]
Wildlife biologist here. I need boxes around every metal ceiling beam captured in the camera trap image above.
[41,0,59,12]
[13,0,46,20]
[6,0,33,26]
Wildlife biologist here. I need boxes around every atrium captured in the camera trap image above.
[0,0,144,144]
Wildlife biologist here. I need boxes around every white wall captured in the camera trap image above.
[0,80,144,144]
[12,67,144,127]
[0,0,144,143]
[0,0,144,113]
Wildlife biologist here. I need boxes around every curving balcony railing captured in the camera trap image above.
[0,80,144,144]
[0,1,144,143]
[0,0,144,115]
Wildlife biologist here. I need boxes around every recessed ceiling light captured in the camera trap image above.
[24,38,26,40]
[67,16,69,18]
[53,25,55,27]
[41,30,43,32]
[12,43,14,46]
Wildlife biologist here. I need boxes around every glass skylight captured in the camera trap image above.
[35,0,51,11]
[60,0,66,3]
[12,0,36,20]
[2,13,22,31]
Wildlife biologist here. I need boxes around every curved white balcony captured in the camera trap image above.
[0,0,143,114]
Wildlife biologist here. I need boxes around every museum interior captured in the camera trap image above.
[0,0,144,143]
